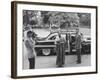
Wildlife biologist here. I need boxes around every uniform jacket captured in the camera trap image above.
[75,34,82,49]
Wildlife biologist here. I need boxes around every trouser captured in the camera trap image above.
[76,49,81,63]
[28,57,35,69]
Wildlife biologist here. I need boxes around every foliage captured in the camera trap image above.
[78,13,91,27]
[43,11,79,28]
[23,10,91,29]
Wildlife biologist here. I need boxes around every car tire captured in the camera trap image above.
[42,49,51,56]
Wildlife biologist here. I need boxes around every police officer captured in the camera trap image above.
[75,28,82,64]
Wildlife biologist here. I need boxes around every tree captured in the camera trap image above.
[48,12,79,29]
[78,13,91,27]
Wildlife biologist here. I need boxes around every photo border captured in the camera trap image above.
[11,1,98,79]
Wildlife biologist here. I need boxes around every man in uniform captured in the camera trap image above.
[75,28,82,64]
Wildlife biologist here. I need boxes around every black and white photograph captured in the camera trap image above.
[11,1,97,78]
[23,10,91,69]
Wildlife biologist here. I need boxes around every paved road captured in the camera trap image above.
[23,54,91,69]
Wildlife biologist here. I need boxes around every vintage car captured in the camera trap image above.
[35,32,59,56]
[35,32,91,56]
[81,35,91,54]
[70,34,91,54]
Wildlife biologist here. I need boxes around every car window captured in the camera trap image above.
[48,35,57,40]
[87,37,91,40]
[71,36,76,42]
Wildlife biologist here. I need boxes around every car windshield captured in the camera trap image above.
[48,35,57,40]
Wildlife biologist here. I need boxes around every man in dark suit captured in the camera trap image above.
[75,28,82,64]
